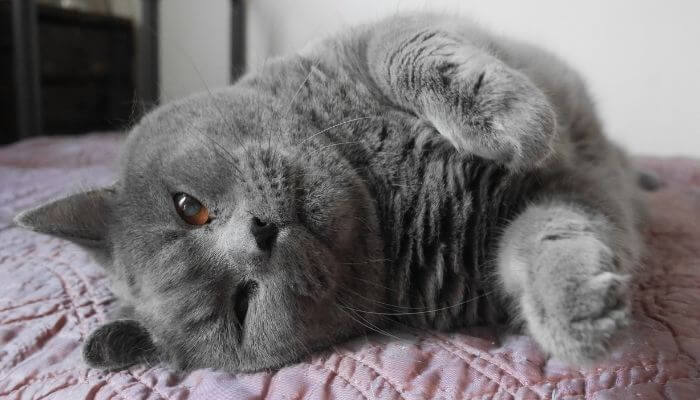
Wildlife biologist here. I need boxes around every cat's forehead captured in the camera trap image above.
[122,53,354,164]
[118,57,346,188]
[126,92,272,158]
[118,96,304,197]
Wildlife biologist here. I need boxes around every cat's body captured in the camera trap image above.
[16,14,646,372]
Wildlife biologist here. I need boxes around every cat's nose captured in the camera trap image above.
[250,217,278,251]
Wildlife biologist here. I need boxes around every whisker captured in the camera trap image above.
[168,101,244,180]
[339,290,494,316]
[302,140,365,160]
[290,330,315,362]
[284,60,318,118]
[185,125,245,179]
[189,63,247,150]
[337,285,423,311]
[273,59,322,149]
[297,117,372,146]
[339,258,392,265]
[336,301,401,341]
[147,18,248,151]
[345,275,399,294]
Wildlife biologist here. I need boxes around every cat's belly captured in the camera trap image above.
[329,114,543,330]
[374,156,538,330]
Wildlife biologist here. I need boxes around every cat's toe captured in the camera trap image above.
[568,271,629,322]
[524,268,631,365]
[562,301,630,364]
[567,275,630,360]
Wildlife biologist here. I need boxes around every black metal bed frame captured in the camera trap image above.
[9,0,246,140]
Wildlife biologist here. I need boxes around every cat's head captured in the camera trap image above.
[14,74,387,371]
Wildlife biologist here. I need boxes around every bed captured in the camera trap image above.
[1,133,699,399]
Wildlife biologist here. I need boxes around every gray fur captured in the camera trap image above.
[82,319,157,370]
[15,13,646,371]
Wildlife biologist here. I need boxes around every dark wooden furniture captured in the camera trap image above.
[138,0,159,111]
[1,0,146,144]
[39,6,135,135]
[2,0,245,144]
[231,0,246,81]
[2,0,42,143]
[2,1,137,143]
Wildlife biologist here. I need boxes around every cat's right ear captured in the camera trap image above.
[14,187,115,259]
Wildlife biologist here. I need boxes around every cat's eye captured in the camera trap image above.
[173,193,210,225]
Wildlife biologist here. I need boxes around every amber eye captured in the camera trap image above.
[173,193,210,225]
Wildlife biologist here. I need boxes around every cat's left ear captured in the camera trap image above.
[14,187,115,256]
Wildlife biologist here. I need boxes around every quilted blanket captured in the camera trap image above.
[1,133,699,400]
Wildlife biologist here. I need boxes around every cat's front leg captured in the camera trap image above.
[364,18,556,170]
[496,200,636,363]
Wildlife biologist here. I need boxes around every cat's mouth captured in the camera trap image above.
[233,281,258,334]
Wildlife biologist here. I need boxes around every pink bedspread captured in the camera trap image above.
[1,133,699,400]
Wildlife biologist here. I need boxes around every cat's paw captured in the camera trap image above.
[521,237,631,364]
[422,58,556,170]
[370,27,556,169]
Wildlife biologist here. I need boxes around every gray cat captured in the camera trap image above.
[15,13,648,372]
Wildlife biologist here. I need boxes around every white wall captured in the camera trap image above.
[159,0,231,101]
[159,1,700,157]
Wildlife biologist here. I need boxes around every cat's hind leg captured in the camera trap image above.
[496,195,640,363]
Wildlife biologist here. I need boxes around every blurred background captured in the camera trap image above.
[2,0,699,156]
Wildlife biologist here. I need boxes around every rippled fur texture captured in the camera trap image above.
[16,13,646,372]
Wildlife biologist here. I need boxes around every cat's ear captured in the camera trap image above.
[83,319,157,370]
[14,187,115,252]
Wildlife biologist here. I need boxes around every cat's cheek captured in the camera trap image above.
[275,227,339,296]
[330,220,356,251]
[322,201,364,250]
